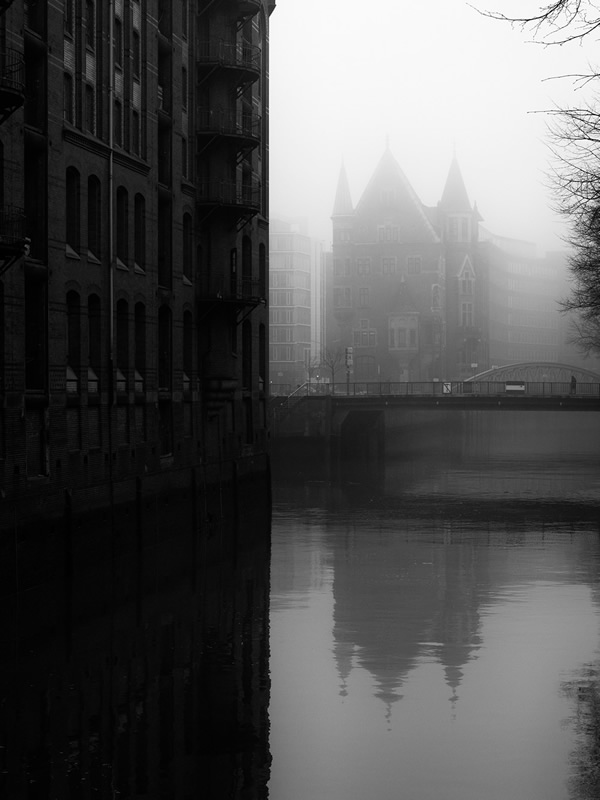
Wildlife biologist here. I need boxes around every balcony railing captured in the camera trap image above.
[0,205,26,245]
[196,179,261,211]
[196,41,261,75]
[269,380,600,399]
[196,107,261,141]
[234,0,262,14]
[0,48,24,121]
[200,278,265,301]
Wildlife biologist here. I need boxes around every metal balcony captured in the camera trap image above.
[196,179,261,212]
[236,0,262,14]
[0,48,25,123]
[0,205,28,275]
[196,107,261,144]
[199,278,266,324]
[196,40,260,83]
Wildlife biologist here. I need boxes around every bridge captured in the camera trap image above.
[271,362,600,415]
[270,362,600,455]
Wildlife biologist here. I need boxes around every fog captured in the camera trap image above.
[269,0,597,253]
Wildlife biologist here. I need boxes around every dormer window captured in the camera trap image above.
[447,214,470,243]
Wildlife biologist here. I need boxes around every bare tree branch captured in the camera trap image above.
[473,1,600,45]
[480,1,600,353]
[318,347,345,385]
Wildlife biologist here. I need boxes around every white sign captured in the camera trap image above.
[443,382,452,394]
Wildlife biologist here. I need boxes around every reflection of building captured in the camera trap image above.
[2,502,272,797]
[326,144,594,382]
[269,218,325,390]
[330,516,600,727]
[0,0,275,533]
[331,519,487,721]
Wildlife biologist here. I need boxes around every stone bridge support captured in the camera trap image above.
[329,406,386,468]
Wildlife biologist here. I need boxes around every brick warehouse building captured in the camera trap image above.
[327,144,585,382]
[0,0,275,533]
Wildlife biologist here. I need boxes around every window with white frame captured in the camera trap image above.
[459,258,475,294]
[377,225,399,242]
[460,302,474,327]
[388,314,419,349]
[353,319,377,347]
[407,255,421,275]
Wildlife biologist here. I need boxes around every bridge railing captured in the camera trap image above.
[269,381,600,398]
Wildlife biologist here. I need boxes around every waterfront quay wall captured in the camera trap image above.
[0,458,272,798]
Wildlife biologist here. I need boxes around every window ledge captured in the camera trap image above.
[66,244,80,259]
[87,250,101,264]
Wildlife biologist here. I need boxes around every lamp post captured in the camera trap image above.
[345,346,353,395]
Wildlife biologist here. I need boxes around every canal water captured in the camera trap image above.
[268,410,600,800]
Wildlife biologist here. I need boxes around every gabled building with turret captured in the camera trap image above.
[327,145,578,382]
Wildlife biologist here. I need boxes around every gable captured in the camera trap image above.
[355,149,440,244]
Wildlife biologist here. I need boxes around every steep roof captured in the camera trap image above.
[331,161,354,217]
[440,156,472,213]
[355,146,439,243]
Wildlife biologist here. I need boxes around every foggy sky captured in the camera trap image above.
[268,0,597,253]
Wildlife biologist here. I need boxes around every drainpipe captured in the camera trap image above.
[108,0,115,405]
[107,0,115,504]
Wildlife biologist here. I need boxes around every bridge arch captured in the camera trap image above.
[471,362,600,383]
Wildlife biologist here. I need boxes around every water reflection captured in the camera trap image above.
[1,505,271,799]
[269,411,600,800]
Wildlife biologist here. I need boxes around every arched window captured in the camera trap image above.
[259,242,266,297]
[134,302,145,392]
[230,247,237,294]
[66,290,81,392]
[158,195,172,288]
[86,0,95,48]
[242,320,252,390]
[116,299,128,391]
[87,294,101,393]
[116,186,128,265]
[87,175,101,259]
[158,305,173,455]
[66,167,81,253]
[158,305,172,391]
[182,212,193,282]
[183,310,193,392]
[259,323,266,391]
[134,193,145,270]
[242,235,252,297]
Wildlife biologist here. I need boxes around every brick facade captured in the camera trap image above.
[0,0,276,531]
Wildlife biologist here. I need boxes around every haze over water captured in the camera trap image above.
[268,410,600,799]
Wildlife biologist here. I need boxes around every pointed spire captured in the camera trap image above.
[331,161,353,217]
[440,155,472,213]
